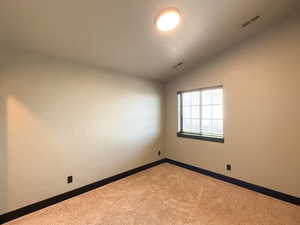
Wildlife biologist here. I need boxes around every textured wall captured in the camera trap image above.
[165,15,300,197]
[0,52,164,213]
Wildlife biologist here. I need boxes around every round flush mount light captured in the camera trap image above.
[155,8,181,32]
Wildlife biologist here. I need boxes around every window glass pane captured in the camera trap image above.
[212,89,223,105]
[201,119,212,133]
[183,106,191,118]
[212,120,223,135]
[178,87,224,139]
[202,105,212,119]
[191,119,200,133]
[182,92,192,106]
[191,91,200,105]
[202,90,212,105]
[212,105,223,119]
[191,106,200,119]
[183,119,192,132]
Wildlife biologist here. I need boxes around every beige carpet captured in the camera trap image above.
[5,163,300,225]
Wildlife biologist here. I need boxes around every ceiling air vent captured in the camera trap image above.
[173,62,183,69]
[251,15,260,22]
[242,15,261,28]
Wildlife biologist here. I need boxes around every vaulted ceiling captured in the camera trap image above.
[0,0,299,80]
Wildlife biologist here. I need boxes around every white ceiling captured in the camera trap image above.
[0,0,299,80]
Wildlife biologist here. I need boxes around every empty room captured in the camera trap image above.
[0,0,299,224]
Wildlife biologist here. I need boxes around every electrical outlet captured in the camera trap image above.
[158,151,161,156]
[226,164,231,171]
[67,176,73,183]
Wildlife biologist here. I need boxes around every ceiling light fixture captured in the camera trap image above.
[155,8,181,32]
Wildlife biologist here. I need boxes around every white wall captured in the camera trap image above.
[0,52,164,213]
[165,15,300,197]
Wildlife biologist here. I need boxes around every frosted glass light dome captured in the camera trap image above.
[155,8,181,32]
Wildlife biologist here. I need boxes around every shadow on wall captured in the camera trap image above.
[0,96,7,214]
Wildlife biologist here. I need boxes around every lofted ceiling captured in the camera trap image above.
[0,0,299,80]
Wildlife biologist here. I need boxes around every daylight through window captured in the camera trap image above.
[177,86,224,143]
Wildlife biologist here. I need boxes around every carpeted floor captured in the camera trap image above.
[4,163,300,225]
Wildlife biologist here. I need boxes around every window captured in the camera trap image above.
[177,86,224,143]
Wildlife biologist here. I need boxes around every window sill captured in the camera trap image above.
[177,132,224,143]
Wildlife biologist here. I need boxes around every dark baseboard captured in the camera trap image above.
[0,159,165,224]
[1,158,298,224]
[165,158,300,206]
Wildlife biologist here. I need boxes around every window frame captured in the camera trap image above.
[177,85,224,143]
